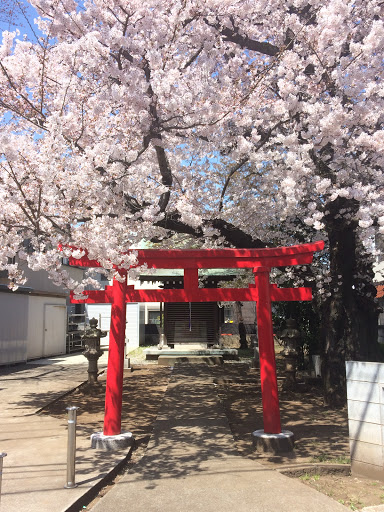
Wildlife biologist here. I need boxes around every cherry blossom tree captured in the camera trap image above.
[0,0,383,404]
[0,1,18,26]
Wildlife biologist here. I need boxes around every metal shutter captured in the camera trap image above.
[164,302,218,346]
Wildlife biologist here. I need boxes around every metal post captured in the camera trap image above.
[65,406,79,489]
[0,452,7,503]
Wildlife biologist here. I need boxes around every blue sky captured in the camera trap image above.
[0,0,41,40]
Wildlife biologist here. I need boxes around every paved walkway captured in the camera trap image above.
[1,354,374,512]
[92,364,349,512]
[0,351,130,512]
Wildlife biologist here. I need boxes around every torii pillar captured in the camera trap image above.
[90,272,133,451]
[104,272,127,436]
[252,267,293,452]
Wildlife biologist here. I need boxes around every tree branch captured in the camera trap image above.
[219,157,249,212]
[142,54,173,212]
[155,211,268,248]
[203,18,279,56]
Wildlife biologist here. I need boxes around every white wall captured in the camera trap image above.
[14,260,83,296]
[86,303,141,350]
[139,304,146,345]
[86,304,112,344]
[125,303,140,350]
[83,278,162,351]
[374,260,384,282]
[346,361,384,481]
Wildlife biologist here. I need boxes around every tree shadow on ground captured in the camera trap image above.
[103,364,272,488]
[214,363,349,467]
[40,367,171,440]
[13,361,349,479]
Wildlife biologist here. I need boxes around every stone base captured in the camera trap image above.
[82,381,103,394]
[124,357,133,371]
[173,343,208,350]
[144,348,238,361]
[91,431,134,451]
[64,482,78,489]
[252,429,294,453]
[157,355,223,366]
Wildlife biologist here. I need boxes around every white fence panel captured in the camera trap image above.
[86,304,111,344]
[126,304,140,349]
[0,293,28,365]
[86,303,140,349]
[346,361,384,482]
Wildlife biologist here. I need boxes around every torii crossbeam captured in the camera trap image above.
[69,241,324,438]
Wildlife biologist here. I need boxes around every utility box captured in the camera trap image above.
[346,361,384,481]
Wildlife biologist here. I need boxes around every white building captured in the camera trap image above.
[0,260,83,365]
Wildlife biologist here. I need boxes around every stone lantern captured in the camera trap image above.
[82,318,107,386]
[279,318,301,390]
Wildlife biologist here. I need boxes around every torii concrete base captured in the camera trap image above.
[91,432,134,452]
[252,429,295,453]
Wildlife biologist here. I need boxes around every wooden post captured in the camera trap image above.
[103,272,127,436]
[184,268,199,292]
[254,267,282,434]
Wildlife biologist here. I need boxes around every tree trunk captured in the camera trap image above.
[321,198,379,407]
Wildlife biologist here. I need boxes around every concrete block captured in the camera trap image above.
[144,348,238,361]
[349,439,382,466]
[346,362,384,477]
[157,355,224,366]
[173,343,208,349]
[346,361,384,384]
[347,400,381,424]
[347,380,380,403]
[348,419,382,444]
[351,459,384,482]
[91,431,134,451]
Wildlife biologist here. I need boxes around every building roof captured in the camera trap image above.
[139,268,243,282]
[377,285,384,299]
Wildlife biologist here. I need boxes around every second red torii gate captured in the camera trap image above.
[69,240,324,438]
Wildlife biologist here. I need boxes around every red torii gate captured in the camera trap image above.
[69,240,324,438]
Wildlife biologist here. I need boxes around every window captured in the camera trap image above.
[224,305,234,323]
[148,311,161,325]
